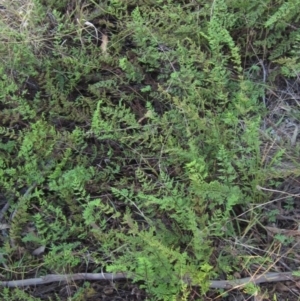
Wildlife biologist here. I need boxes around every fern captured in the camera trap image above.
[208,0,242,72]
[43,242,81,273]
[0,287,42,301]
[265,0,299,29]
[1,0,299,299]
[9,195,31,245]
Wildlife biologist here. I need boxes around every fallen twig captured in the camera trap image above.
[0,271,297,290]
[0,273,129,287]
[208,272,295,289]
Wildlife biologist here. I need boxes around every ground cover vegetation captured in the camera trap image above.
[0,0,300,300]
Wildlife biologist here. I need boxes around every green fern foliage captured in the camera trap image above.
[0,0,299,299]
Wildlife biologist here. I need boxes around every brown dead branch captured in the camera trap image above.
[0,271,297,290]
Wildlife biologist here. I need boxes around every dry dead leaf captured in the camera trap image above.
[0,223,10,230]
[233,272,241,279]
[32,245,46,256]
[103,285,114,295]
[138,110,153,123]
[101,34,108,53]
[265,226,300,238]
[84,20,98,41]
